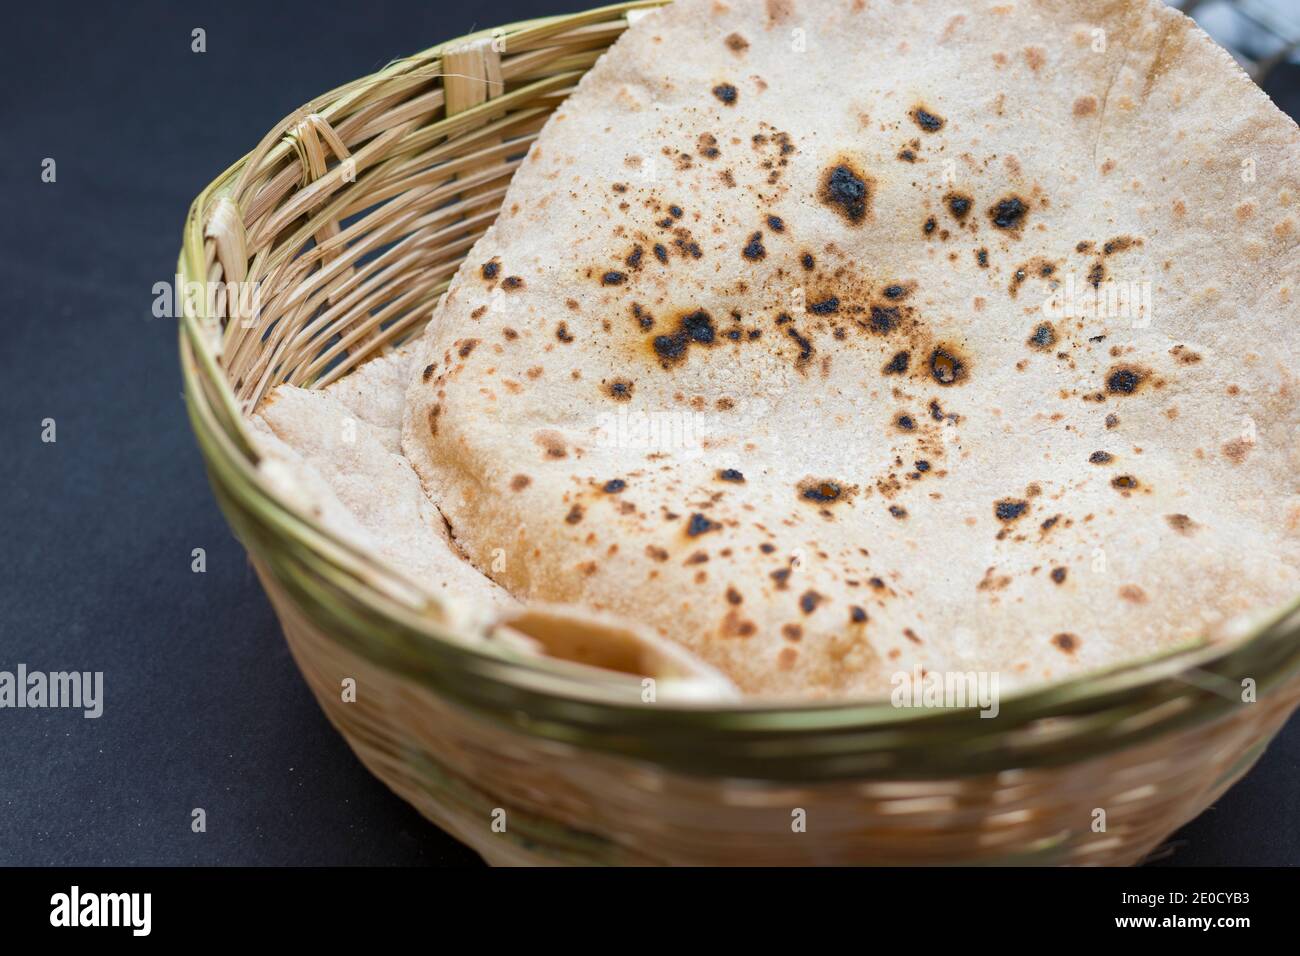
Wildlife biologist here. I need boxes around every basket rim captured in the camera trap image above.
[176,1,1300,779]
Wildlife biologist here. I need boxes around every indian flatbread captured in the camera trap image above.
[254,346,517,632]
[254,348,739,698]
[403,0,1300,698]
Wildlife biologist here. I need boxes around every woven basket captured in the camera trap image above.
[178,1,1300,865]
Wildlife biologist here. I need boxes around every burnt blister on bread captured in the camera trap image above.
[995,499,1028,521]
[1105,364,1148,395]
[928,345,969,385]
[1027,322,1056,350]
[741,232,767,260]
[883,350,910,374]
[910,105,945,132]
[801,481,840,502]
[944,192,973,221]
[685,512,720,537]
[650,309,717,366]
[819,158,872,224]
[604,377,634,401]
[988,195,1029,231]
[868,305,900,334]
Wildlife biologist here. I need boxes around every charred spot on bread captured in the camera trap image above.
[1028,323,1056,350]
[1105,365,1146,395]
[929,345,968,385]
[1052,633,1079,654]
[799,479,843,503]
[911,106,945,132]
[785,326,815,365]
[989,196,1028,231]
[995,499,1028,521]
[605,378,634,400]
[820,161,872,224]
[686,512,720,536]
[884,350,910,374]
[869,305,900,333]
[652,310,716,366]
[712,83,738,105]
[945,192,973,220]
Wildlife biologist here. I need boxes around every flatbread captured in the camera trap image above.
[401,0,1300,699]
[254,349,739,698]
[254,347,517,634]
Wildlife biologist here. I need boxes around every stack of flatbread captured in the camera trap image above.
[255,0,1300,701]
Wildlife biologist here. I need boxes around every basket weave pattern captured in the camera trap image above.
[179,2,1300,865]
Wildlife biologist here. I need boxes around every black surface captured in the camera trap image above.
[0,1,1297,866]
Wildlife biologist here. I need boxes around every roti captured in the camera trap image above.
[401,0,1300,698]
[255,346,518,632]
[254,348,741,698]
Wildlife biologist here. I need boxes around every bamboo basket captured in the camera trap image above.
[178,1,1300,865]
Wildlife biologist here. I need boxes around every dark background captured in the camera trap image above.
[1,1,1297,866]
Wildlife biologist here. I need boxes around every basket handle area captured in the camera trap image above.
[442,36,506,115]
[282,112,356,310]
